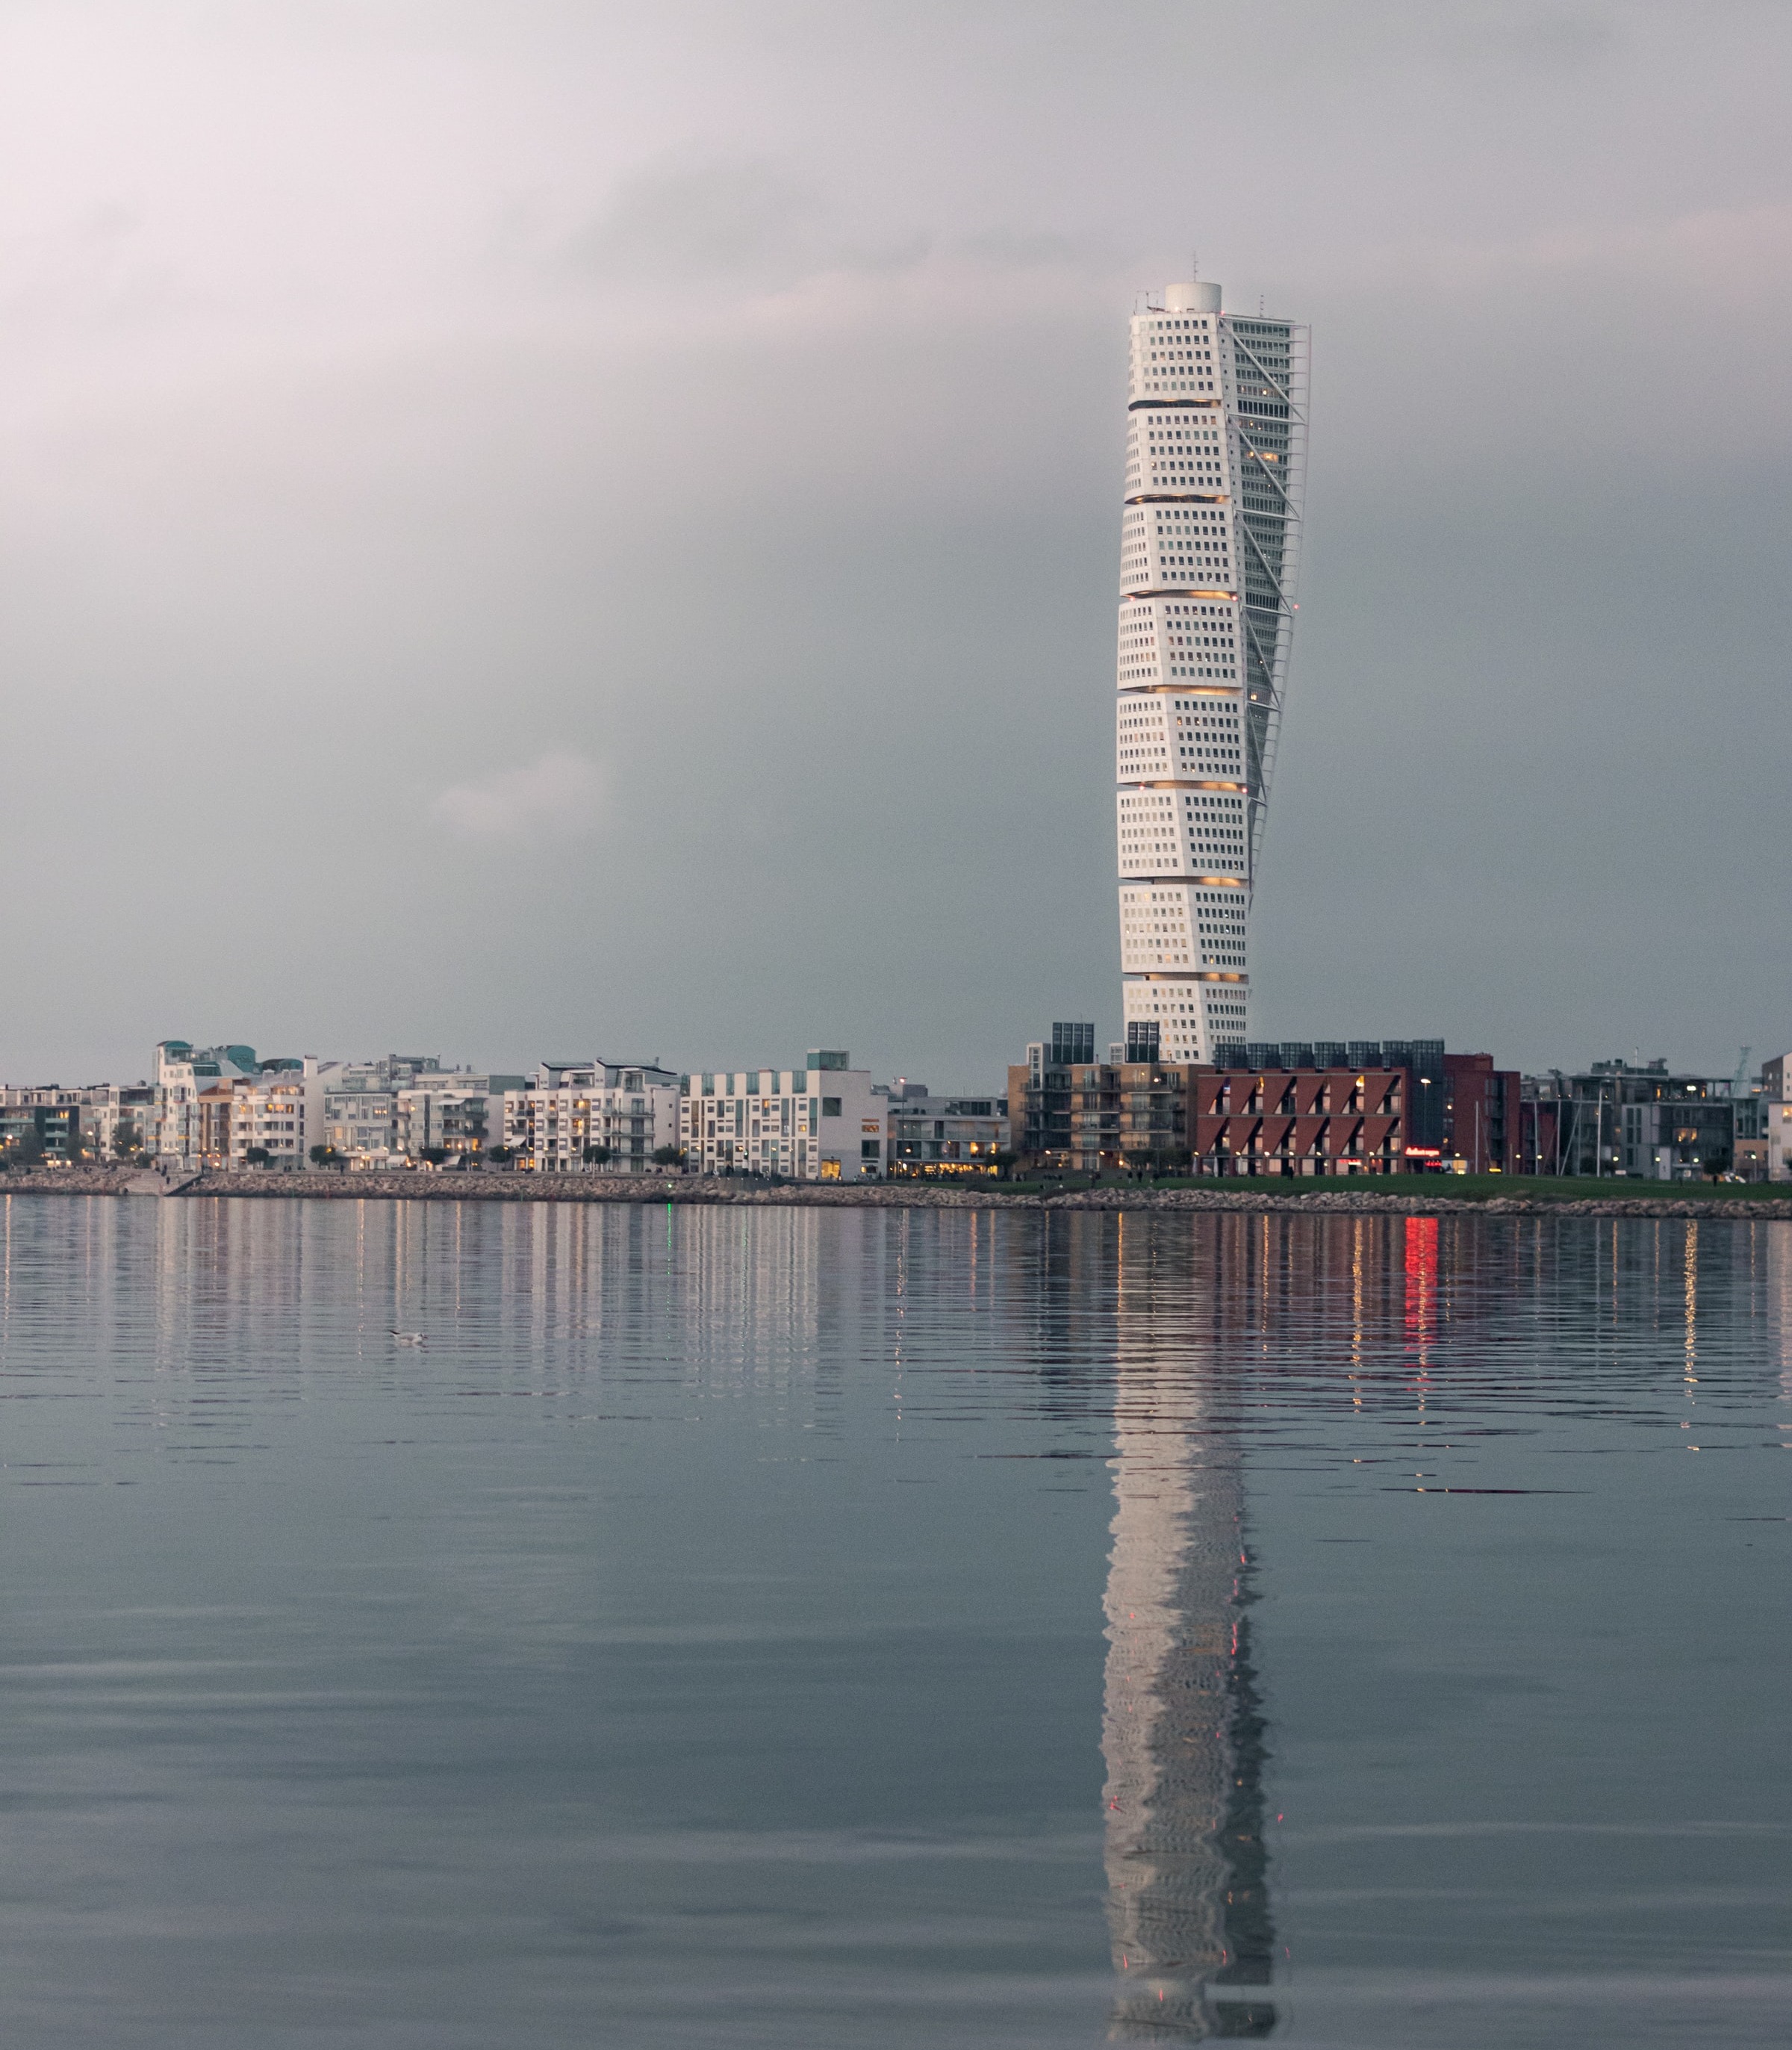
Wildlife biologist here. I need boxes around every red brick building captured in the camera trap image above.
[1010,1055,1409,1175]
[1185,1066,1406,1175]
[1439,1053,1520,1173]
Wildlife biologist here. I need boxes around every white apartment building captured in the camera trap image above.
[1765,1102,1792,1181]
[1763,1053,1792,1181]
[24,1081,159,1164]
[679,1051,885,1181]
[503,1061,681,1172]
[225,1057,337,1168]
[397,1075,525,1164]
[153,1040,261,1170]
[323,1055,452,1166]
[323,1086,399,1165]
[1116,276,1308,1063]
[84,1082,158,1162]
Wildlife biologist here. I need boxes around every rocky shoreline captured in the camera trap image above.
[1,1167,1788,1220]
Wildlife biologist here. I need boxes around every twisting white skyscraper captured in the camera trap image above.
[1116,279,1308,1063]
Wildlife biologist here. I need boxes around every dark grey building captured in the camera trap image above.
[1523,1060,1738,1179]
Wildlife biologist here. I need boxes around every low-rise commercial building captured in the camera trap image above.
[680,1052,885,1180]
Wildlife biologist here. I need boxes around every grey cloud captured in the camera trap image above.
[432,752,609,841]
[1394,2,1623,71]
[565,157,822,285]
[0,203,177,332]
[557,155,940,296]
[956,226,1107,270]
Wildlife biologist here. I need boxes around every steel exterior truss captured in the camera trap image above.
[1222,320,1309,886]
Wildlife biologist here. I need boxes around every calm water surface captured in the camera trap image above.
[0,1196,1787,2048]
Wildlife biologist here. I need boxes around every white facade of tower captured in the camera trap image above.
[1116,279,1308,1063]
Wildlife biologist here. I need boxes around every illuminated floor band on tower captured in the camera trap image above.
[1116,276,1308,1063]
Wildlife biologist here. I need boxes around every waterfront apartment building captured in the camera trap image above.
[1011,1026,1407,1175]
[161,1049,520,1171]
[1733,1052,1792,1179]
[222,1058,335,1169]
[1208,1039,1518,1173]
[154,1040,261,1169]
[1015,1024,1114,1170]
[1437,1053,1519,1173]
[396,1075,525,1164]
[181,1057,337,1172]
[679,1052,884,1181]
[1116,276,1307,1063]
[503,1062,681,1172]
[194,1082,237,1165]
[84,1082,158,1162]
[1521,1060,1743,1179]
[0,1086,93,1164]
[1765,1105,1792,1181]
[884,1082,1009,1175]
[322,1055,449,1166]
[1009,1046,1407,1178]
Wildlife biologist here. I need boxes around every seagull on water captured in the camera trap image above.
[391,1330,426,1346]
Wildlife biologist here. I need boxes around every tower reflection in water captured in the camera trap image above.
[1102,1216,1275,2041]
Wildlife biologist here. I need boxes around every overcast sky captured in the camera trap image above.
[1,0,1788,1087]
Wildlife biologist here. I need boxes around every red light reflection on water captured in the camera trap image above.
[1404,1216,1439,1372]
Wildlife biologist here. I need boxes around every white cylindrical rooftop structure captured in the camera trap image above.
[1163,280,1222,313]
